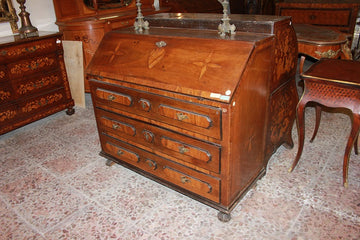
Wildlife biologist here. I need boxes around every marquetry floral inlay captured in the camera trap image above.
[1,42,53,57]
[0,109,16,122]
[0,90,11,100]
[0,71,5,79]
[11,57,55,75]
[22,93,63,113]
[17,75,59,95]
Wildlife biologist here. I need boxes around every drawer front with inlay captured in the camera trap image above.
[12,70,63,98]
[17,88,66,117]
[0,37,57,63]
[8,54,59,79]
[96,108,221,173]
[0,83,12,104]
[90,80,222,139]
[100,134,220,203]
[0,66,6,83]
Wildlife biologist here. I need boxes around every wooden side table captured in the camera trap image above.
[290,59,360,187]
[294,23,352,73]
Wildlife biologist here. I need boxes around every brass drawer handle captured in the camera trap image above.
[181,176,191,184]
[145,159,157,170]
[176,112,188,121]
[112,124,120,130]
[155,41,167,48]
[117,150,123,156]
[178,145,189,154]
[108,94,116,101]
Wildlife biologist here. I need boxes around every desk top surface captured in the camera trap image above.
[302,59,360,86]
[294,24,348,45]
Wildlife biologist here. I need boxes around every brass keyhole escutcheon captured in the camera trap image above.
[108,94,116,101]
[181,176,191,184]
[117,150,123,156]
[178,146,189,154]
[112,124,120,130]
[176,112,188,121]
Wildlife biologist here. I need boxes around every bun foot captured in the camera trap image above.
[217,211,231,222]
[66,107,75,115]
[106,159,116,166]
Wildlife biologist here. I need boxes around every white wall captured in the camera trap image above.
[0,0,58,37]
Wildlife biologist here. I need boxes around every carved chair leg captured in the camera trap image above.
[310,104,322,143]
[343,114,360,187]
[289,100,307,172]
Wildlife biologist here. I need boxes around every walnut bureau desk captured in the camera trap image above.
[0,32,74,135]
[86,15,298,221]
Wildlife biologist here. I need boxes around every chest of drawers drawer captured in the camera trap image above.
[90,79,222,140]
[96,108,221,173]
[101,133,220,203]
[12,70,63,98]
[0,37,57,63]
[281,9,351,27]
[7,53,59,80]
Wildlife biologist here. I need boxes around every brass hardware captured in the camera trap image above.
[176,112,188,121]
[108,94,116,101]
[117,150,123,156]
[112,124,120,130]
[315,49,340,59]
[178,146,189,154]
[143,130,154,143]
[145,159,157,170]
[155,41,167,48]
[181,176,191,184]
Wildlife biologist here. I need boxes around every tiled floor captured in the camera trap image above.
[1,64,360,239]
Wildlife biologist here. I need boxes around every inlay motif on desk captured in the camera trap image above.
[87,14,298,221]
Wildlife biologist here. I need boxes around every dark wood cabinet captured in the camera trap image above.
[86,14,298,220]
[0,32,74,135]
[276,1,360,35]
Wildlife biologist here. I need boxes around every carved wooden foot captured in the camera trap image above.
[217,211,231,222]
[105,159,116,166]
[66,107,75,115]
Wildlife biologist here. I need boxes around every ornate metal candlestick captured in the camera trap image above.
[218,0,235,37]
[134,0,149,32]
[16,0,38,38]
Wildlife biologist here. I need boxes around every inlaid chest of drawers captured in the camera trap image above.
[0,32,74,135]
[87,22,294,221]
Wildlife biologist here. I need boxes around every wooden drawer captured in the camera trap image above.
[0,37,57,63]
[96,108,221,173]
[17,88,67,117]
[101,134,220,203]
[90,80,222,139]
[0,103,18,124]
[7,53,59,80]
[280,8,352,27]
[12,70,63,98]
[0,82,12,104]
[0,65,6,83]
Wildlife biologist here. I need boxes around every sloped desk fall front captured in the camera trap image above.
[87,26,284,221]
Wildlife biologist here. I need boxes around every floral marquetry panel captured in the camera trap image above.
[0,32,74,135]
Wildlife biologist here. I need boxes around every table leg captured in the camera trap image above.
[310,104,322,143]
[289,99,307,172]
[299,55,306,74]
[343,113,360,187]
